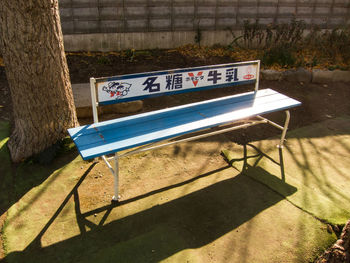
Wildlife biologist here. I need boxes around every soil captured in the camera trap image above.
[1,50,350,129]
[0,49,349,261]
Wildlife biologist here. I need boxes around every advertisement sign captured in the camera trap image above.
[95,62,258,105]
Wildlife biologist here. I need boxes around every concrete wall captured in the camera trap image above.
[63,30,236,51]
[59,0,350,51]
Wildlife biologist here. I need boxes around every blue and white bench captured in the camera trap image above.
[68,60,301,202]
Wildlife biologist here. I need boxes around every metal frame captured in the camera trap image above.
[254,60,260,93]
[98,112,290,201]
[90,77,98,124]
[89,62,291,202]
[256,111,290,148]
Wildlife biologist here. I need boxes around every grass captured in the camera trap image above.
[0,121,82,257]
[222,116,350,226]
[0,118,345,262]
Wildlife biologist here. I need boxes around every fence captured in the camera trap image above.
[59,0,350,51]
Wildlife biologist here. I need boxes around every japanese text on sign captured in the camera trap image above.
[96,63,257,103]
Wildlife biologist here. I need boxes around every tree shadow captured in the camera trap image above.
[0,125,80,218]
[5,162,297,263]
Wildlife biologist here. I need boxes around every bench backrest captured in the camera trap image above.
[90,60,260,123]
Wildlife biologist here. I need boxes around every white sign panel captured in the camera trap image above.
[96,62,258,105]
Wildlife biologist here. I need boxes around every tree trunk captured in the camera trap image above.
[0,0,78,162]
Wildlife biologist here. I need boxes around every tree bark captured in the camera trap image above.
[0,0,78,162]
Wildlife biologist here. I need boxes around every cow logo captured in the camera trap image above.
[187,71,204,87]
[102,82,131,99]
[243,66,254,80]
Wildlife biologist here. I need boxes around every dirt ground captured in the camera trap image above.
[0,50,350,261]
[1,50,349,143]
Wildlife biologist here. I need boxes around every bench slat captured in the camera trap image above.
[68,89,300,160]
[72,90,284,147]
[69,91,257,137]
[70,93,255,145]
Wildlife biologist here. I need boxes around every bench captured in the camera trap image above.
[68,60,301,202]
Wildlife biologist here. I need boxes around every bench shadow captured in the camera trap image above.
[224,143,286,181]
[5,162,297,262]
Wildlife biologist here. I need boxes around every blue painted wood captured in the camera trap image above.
[69,91,256,138]
[68,89,301,160]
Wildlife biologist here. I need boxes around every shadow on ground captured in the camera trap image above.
[223,116,350,225]
[0,121,79,218]
[5,163,296,262]
[2,116,349,262]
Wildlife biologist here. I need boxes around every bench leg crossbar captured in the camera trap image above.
[257,110,290,148]
[101,110,291,203]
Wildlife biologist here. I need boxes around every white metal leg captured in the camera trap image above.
[278,110,290,148]
[90,78,99,124]
[101,154,120,202]
[98,110,291,201]
[102,155,115,175]
[112,153,120,202]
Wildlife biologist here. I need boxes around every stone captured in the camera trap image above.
[102,100,143,114]
[312,70,334,83]
[332,70,350,82]
[72,83,92,108]
[76,106,92,118]
[283,68,312,83]
[76,106,103,118]
[260,69,282,81]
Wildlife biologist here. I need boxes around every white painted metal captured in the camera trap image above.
[256,115,285,130]
[102,155,114,175]
[104,111,291,200]
[255,60,260,93]
[90,77,99,123]
[257,111,291,147]
[112,153,120,201]
[87,61,294,201]
[106,156,115,161]
[278,110,290,148]
[105,119,256,161]
[119,119,266,158]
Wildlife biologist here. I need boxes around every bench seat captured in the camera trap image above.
[68,88,301,160]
